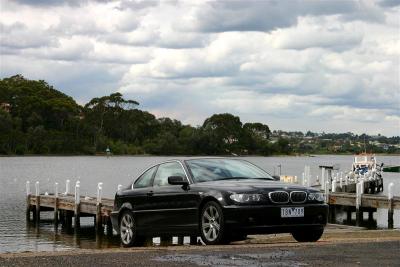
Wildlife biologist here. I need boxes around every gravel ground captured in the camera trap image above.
[1,239,399,267]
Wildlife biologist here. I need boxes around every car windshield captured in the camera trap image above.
[185,158,274,183]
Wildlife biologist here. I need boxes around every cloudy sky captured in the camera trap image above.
[0,0,399,136]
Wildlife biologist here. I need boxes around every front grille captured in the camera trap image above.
[290,191,307,203]
[269,191,289,203]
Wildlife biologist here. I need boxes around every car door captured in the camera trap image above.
[129,166,157,231]
[150,161,198,233]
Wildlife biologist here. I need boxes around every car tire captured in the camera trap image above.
[200,201,227,245]
[119,210,144,247]
[291,227,324,242]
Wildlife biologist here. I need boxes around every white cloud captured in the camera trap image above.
[0,0,399,136]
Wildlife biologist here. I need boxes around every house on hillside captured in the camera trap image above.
[0,102,11,113]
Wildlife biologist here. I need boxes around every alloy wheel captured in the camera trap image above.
[120,213,135,245]
[201,204,221,242]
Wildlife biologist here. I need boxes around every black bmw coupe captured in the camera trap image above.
[111,158,328,247]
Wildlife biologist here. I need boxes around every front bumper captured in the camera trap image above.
[223,203,328,234]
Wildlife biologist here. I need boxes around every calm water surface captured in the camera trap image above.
[0,155,399,253]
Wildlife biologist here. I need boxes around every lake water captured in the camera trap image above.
[0,155,399,253]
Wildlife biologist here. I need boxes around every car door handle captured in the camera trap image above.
[147,191,154,196]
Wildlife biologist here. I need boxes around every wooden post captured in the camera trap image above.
[65,211,73,229]
[388,183,394,229]
[74,182,80,230]
[177,236,184,245]
[106,218,113,236]
[26,181,31,221]
[54,182,59,226]
[96,204,103,233]
[356,182,362,226]
[96,182,103,234]
[65,179,70,195]
[35,181,40,224]
[327,169,332,186]
[324,181,330,203]
[346,209,352,222]
[368,211,374,221]
[339,175,343,191]
[332,178,336,193]
[59,210,65,225]
[330,205,336,223]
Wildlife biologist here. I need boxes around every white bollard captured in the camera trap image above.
[356,182,362,209]
[332,178,336,193]
[55,182,58,198]
[97,182,103,204]
[325,181,330,203]
[360,179,365,195]
[26,181,31,196]
[294,176,298,184]
[117,184,123,191]
[65,179,70,195]
[339,176,343,189]
[321,168,325,188]
[75,183,80,204]
[388,183,394,200]
[35,181,39,196]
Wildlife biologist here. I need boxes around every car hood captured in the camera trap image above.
[193,179,313,192]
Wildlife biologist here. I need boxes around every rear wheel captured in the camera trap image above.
[291,227,324,242]
[200,201,227,245]
[119,210,144,247]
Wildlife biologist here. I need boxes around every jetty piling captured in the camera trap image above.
[35,181,40,223]
[74,181,81,230]
[356,182,362,226]
[388,183,394,229]
[96,182,103,234]
[65,179,70,195]
[54,182,59,226]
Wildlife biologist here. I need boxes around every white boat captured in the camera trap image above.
[348,154,384,193]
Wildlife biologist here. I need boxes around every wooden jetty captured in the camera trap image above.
[26,179,399,233]
[26,180,114,235]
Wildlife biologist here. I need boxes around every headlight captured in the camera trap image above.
[308,192,325,202]
[230,193,262,203]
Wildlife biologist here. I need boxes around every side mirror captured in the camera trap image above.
[272,175,281,181]
[168,176,189,186]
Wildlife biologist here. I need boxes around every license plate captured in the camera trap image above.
[281,207,304,218]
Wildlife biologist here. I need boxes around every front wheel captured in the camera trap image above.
[119,210,144,247]
[200,201,227,245]
[291,227,324,242]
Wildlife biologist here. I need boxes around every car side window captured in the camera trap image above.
[153,162,186,187]
[134,166,156,188]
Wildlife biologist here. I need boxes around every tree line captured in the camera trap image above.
[0,75,278,155]
[0,75,398,156]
